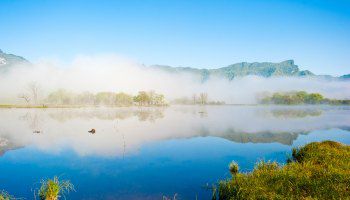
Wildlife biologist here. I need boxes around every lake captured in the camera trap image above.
[0,105,350,199]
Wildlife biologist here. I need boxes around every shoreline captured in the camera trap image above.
[1,104,349,109]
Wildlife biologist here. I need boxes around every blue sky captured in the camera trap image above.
[0,0,350,75]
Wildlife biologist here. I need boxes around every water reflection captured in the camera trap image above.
[1,105,350,200]
[0,105,349,157]
[47,107,166,122]
[269,109,322,118]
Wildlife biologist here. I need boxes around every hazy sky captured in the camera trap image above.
[0,0,350,75]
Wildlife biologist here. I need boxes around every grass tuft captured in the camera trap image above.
[228,161,239,176]
[0,190,16,200]
[37,176,74,200]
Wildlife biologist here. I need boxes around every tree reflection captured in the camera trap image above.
[0,106,349,157]
[47,108,165,122]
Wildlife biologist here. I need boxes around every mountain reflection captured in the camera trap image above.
[0,105,349,157]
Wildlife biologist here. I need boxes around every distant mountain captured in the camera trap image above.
[1,49,348,80]
[0,49,29,72]
[151,60,316,81]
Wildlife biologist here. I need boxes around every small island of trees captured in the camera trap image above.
[259,91,350,105]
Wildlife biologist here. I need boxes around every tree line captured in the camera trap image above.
[46,90,166,106]
[17,83,225,107]
[17,85,167,106]
[259,91,350,105]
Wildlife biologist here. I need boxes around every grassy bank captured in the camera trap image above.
[216,141,350,199]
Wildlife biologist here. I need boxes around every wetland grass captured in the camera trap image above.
[217,141,350,199]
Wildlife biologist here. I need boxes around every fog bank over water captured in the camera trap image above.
[0,54,349,104]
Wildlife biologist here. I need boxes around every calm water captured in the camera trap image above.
[0,105,350,199]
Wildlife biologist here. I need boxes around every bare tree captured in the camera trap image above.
[199,92,208,105]
[18,93,31,104]
[27,82,40,105]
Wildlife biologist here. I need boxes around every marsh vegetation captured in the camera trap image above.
[216,141,350,199]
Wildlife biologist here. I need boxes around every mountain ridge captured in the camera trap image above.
[0,49,348,80]
[0,49,30,72]
[150,60,328,81]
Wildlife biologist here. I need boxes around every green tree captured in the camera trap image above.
[306,93,324,104]
[133,91,151,106]
[289,91,307,104]
[153,94,165,105]
[115,92,133,106]
[271,93,284,104]
[133,91,165,106]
